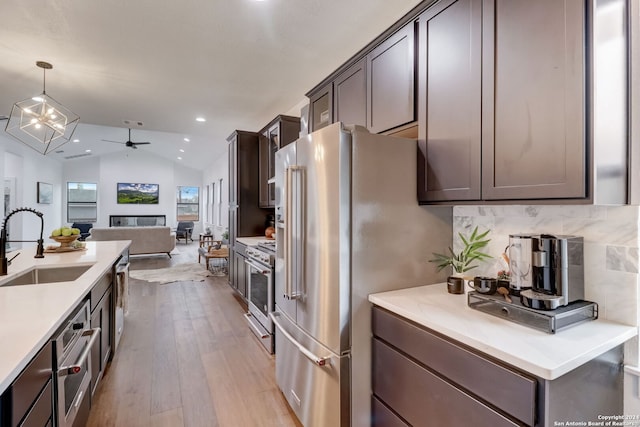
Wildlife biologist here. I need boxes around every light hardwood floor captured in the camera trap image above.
[87,242,302,427]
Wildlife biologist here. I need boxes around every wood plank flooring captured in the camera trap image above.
[87,243,301,427]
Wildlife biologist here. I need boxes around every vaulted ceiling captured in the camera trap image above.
[0,0,423,170]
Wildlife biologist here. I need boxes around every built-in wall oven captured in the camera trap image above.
[53,300,101,427]
[245,241,275,353]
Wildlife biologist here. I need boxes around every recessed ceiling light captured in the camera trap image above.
[196,117,206,122]
[85,149,91,153]
[73,139,80,143]
[183,138,190,142]
[177,156,183,160]
[179,149,185,153]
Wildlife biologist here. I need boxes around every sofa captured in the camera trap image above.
[87,226,176,257]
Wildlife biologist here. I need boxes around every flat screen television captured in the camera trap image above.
[117,183,159,204]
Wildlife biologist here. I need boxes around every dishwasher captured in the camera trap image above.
[114,251,129,351]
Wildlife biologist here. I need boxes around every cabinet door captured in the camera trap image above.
[234,251,247,297]
[90,288,112,397]
[228,243,236,287]
[258,131,270,208]
[267,124,279,207]
[367,22,416,133]
[334,58,367,127]
[309,83,333,132]
[417,0,482,202]
[481,0,586,199]
[228,136,238,206]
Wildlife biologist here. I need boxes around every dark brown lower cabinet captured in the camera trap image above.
[371,306,623,426]
[1,342,54,427]
[90,272,113,397]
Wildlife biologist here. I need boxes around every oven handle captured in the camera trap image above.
[59,327,101,377]
[244,259,271,275]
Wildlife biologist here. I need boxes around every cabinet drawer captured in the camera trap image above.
[19,379,52,427]
[373,339,519,427]
[372,307,536,425]
[90,271,112,311]
[10,341,53,427]
[372,396,409,427]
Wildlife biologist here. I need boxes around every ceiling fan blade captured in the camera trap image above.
[102,139,125,144]
[132,142,151,145]
[131,145,138,149]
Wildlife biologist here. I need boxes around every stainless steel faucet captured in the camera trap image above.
[0,207,45,275]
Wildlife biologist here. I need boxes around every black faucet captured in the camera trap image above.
[0,207,45,275]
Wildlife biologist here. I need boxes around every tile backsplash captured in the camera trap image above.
[453,205,640,326]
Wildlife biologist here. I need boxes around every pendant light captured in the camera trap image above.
[4,61,80,155]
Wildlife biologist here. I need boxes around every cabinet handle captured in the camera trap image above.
[245,313,270,339]
[74,389,84,409]
[58,327,101,376]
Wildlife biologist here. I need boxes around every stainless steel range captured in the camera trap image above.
[245,241,275,353]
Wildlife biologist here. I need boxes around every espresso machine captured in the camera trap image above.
[519,234,585,310]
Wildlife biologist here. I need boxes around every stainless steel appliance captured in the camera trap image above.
[53,300,101,427]
[245,241,275,353]
[271,122,450,426]
[114,251,130,351]
[521,234,585,310]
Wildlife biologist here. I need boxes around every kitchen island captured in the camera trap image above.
[0,240,130,395]
[369,284,637,426]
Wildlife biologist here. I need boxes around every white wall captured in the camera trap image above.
[202,145,229,240]
[0,133,63,248]
[63,149,204,232]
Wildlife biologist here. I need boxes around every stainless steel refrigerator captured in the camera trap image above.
[270,122,452,426]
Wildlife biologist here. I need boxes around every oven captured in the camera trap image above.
[53,300,101,427]
[245,242,275,353]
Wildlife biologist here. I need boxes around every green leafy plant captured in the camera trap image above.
[222,228,229,241]
[430,226,492,274]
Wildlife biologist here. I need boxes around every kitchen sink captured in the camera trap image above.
[0,264,94,286]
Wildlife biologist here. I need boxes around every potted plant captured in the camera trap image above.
[430,226,492,294]
[221,228,229,244]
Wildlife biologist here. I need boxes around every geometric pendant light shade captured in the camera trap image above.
[4,61,80,155]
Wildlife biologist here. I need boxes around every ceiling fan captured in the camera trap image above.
[102,128,151,149]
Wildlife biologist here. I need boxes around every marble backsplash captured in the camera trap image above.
[452,205,640,326]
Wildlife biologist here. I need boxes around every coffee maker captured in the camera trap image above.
[520,234,584,310]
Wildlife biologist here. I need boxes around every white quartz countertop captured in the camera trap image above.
[369,284,638,380]
[0,240,130,394]
[236,236,274,246]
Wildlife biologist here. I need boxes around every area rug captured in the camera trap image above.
[129,263,212,284]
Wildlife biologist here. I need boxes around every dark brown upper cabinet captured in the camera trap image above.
[367,22,416,134]
[309,83,333,132]
[481,0,586,200]
[417,0,482,201]
[259,115,300,208]
[418,0,587,202]
[333,58,367,127]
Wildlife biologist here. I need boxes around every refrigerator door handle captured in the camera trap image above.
[270,312,330,367]
[285,166,303,300]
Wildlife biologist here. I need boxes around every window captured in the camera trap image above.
[209,182,214,224]
[67,182,97,222]
[176,186,199,221]
[204,184,210,224]
[217,178,223,226]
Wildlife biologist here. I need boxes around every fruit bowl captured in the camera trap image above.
[50,234,80,248]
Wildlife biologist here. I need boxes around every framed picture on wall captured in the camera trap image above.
[37,182,53,204]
